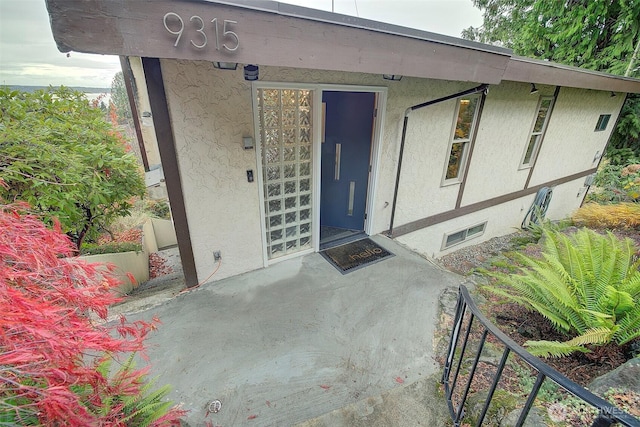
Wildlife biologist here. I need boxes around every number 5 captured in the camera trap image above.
[223,20,239,51]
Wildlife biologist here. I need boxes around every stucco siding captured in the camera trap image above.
[528,87,624,186]
[396,177,586,259]
[157,59,623,281]
[460,82,555,205]
[161,59,264,281]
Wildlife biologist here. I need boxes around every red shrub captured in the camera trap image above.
[0,203,184,425]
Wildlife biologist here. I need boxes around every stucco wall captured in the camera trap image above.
[460,82,556,205]
[529,87,624,186]
[159,59,622,280]
[161,59,263,281]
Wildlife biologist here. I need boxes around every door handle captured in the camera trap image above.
[334,143,341,181]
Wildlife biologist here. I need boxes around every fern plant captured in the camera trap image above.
[485,228,640,357]
[83,354,182,426]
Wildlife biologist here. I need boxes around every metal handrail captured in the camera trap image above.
[442,285,640,427]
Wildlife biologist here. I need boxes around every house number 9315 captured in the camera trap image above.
[163,12,239,51]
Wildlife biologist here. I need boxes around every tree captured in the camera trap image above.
[111,71,132,124]
[0,202,185,425]
[0,86,145,251]
[462,0,640,160]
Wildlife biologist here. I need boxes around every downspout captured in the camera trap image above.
[388,83,489,237]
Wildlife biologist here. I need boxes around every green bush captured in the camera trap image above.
[484,228,640,357]
[588,162,640,204]
[81,242,142,255]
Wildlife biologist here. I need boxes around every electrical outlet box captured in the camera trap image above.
[213,251,222,261]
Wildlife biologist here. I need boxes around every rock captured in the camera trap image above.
[439,287,459,318]
[465,390,517,426]
[500,407,546,427]
[588,357,640,396]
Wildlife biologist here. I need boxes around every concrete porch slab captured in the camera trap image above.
[121,235,463,426]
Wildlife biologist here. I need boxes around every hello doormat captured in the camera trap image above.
[320,238,394,274]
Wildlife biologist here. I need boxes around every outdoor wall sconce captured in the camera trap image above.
[244,65,259,81]
[141,111,152,118]
[610,91,617,97]
[529,83,539,94]
[243,136,254,150]
[382,74,402,81]
[213,62,238,70]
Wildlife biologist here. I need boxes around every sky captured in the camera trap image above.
[0,0,483,88]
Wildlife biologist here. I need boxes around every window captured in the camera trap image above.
[443,222,487,249]
[521,97,554,167]
[595,114,611,132]
[444,96,480,182]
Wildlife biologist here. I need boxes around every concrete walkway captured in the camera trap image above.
[118,235,463,426]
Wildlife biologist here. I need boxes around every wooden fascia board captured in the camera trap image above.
[45,0,509,84]
[504,58,640,94]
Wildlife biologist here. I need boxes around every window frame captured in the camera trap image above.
[442,221,487,250]
[520,96,555,169]
[442,95,482,185]
[594,114,611,132]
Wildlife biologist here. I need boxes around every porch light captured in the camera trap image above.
[244,64,259,81]
[530,83,539,94]
[610,91,616,97]
[383,74,402,81]
[213,62,238,70]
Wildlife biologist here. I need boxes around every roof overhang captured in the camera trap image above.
[45,0,640,93]
[504,56,640,93]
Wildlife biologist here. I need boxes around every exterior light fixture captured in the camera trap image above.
[530,83,539,94]
[244,64,259,81]
[213,62,238,70]
[383,74,402,81]
[610,91,616,97]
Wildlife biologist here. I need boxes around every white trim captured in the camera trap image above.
[519,96,555,168]
[312,88,323,252]
[441,220,487,250]
[251,81,387,262]
[441,94,481,186]
[365,90,387,235]
[251,83,269,267]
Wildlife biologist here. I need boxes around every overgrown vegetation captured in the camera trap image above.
[573,202,640,229]
[588,163,640,204]
[81,241,143,255]
[0,202,185,424]
[0,86,145,251]
[484,228,640,358]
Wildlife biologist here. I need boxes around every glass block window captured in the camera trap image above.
[258,89,313,260]
[444,96,481,182]
[521,97,554,167]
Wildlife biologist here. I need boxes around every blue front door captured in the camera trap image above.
[320,91,376,231]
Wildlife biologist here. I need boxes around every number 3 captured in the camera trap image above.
[190,16,207,49]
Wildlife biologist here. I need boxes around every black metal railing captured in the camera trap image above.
[442,285,640,427]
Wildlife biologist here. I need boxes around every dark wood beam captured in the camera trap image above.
[390,168,596,238]
[45,0,509,84]
[141,57,198,287]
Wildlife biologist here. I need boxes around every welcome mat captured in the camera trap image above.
[320,238,394,274]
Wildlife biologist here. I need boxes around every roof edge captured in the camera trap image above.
[193,0,513,56]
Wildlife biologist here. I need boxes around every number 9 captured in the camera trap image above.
[163,12,184,47]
